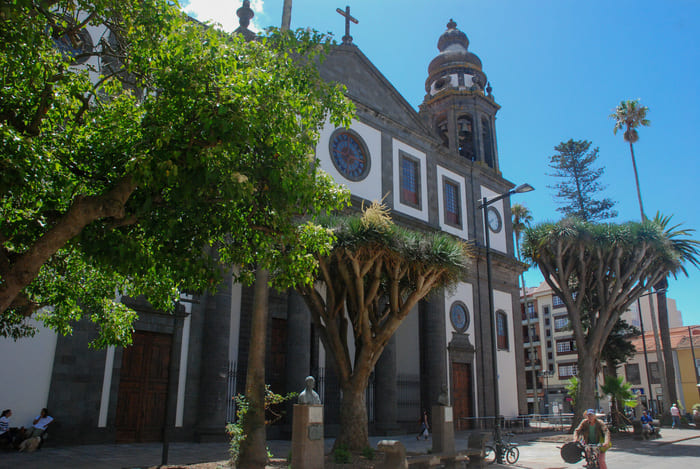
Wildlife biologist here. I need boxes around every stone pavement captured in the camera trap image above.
[0,428,698,469]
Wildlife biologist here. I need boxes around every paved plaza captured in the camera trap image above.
[0,429,698,468]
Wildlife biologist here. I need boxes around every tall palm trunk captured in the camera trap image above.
[656,278,678,406]
[628,139,672,412]
[629,141,645,221]
[238,268,270,469]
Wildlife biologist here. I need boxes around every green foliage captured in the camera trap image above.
[362,446,375,460]
[547,139,617,221]
[226,386,297,466]
[600,319,639,371]
[333,443,351,464]
[610,99,650,145]
[566,376,580,409]
[0,0,353,346]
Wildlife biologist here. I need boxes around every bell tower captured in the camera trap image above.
[419,20,500,172]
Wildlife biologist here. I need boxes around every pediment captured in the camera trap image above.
[320,46,429,135]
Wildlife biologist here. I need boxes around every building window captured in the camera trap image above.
[449,301,470,333]
[554,316,569,331]
[559,363,578,378]
[496,310,509,350]
[625,364,641,385]
[548,352,553,360]
[545,318,550,326]
[481,117,494,168]
[649,362,661,384]
[457,114,475,160]
[400,153,421,208]
[547,340,552,349]
[549,364,554,372]
[546,329,551,337]
[443,177,461,228]
[436,118,449,147]
[557,341,571,353]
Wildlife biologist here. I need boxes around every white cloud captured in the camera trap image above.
[182,0,265,33]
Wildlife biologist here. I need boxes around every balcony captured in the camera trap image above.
[524,335,541,344]
[521,312,539,322]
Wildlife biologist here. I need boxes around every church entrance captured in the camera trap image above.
[451,362,473,430]
[115,331,172,442]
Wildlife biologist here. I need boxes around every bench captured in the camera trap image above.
[406,432,489,468]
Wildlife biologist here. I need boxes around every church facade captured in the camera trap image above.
[0,9,527,444]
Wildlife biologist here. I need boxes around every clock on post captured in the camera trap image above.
[329,129,370,181]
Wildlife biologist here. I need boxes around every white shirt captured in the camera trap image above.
[33,415,53,430]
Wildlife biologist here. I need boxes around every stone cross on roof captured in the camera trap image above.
[336,5,358,45]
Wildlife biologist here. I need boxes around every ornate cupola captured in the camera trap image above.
[419,20,500,171]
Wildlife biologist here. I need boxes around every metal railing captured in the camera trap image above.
[460,413,574,433]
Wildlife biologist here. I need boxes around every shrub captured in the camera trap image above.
[362,446,375,460]
[333,444,351,464]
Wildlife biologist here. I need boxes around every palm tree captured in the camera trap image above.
[610,99,674,411]
[512,203,538,412]
[600,375,638,431]
[610,99,650,220]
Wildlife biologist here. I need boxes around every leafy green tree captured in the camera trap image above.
[522,215,699,422]
[600,319,639,376]
[297,203,471,450]
[0,1,353,347]
[547,139,617,222]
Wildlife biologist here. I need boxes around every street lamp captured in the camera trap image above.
[480,183,534,463]
[540,370,553,414]
[636,288,665,415]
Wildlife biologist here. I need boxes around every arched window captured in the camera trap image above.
[481,117,494,168]
[496,310,509,350]
[436,118,449,147]
[457,115,475,160]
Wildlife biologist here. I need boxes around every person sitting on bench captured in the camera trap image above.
[24,408,53,439]
[640,410,654,438]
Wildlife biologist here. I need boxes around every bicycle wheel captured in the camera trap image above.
[483,445,496,464]
[506,446,520,464]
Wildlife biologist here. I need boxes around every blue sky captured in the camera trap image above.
[182,0,700,326]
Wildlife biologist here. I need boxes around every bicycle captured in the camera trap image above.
[483,432,520,464]
[582,443,601,469]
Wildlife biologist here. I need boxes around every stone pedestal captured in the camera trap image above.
[432,405,455,454]
[292,404,324,469]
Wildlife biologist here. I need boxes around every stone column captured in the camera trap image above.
[419,292,447,409]
[195,271,233,440]
[375,335,401,434]
[291,404,324,469]
[286,291,311,397]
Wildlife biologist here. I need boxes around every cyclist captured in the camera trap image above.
[573,409,611,469]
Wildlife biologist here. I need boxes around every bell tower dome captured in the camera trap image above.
[419,20,500,171]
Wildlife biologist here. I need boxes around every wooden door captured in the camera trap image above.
[452,362,473,430]
[115,331,172,442]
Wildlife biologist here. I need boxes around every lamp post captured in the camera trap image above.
[636,288,665,415]
[480,183,534,463]
[540,370,552,414]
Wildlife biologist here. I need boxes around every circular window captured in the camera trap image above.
[449,301,470,333]
[329,129,371,181]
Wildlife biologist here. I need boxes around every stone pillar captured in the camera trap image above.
[375,335,401,435]
[419,292,447,409]
[286,291,311,397]
[432,405,455,454]
[196,271,233,440]
[291,404,324,469]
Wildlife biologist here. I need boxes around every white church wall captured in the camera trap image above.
[479,186,507,254]
[494,289,519,417]
[0,319,58,428]
[316,119,383,203]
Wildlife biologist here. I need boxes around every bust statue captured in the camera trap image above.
[298,376,321,405]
